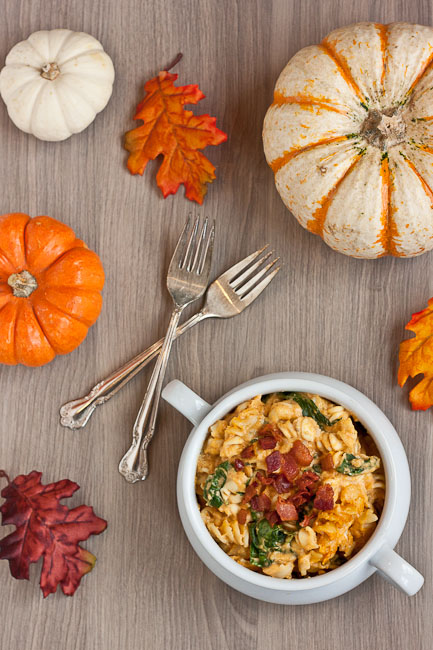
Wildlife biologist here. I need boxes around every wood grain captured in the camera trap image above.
[0,0,432,648]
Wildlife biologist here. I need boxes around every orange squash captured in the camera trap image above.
[0,213,104,366]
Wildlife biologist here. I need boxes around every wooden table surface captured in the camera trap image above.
[0,0,432,648]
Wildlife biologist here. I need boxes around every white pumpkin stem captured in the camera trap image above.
[8,270,38,297]
[360,109,407,149]
[41,62,60,81]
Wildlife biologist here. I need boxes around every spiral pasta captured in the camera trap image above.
[196,392,385,579]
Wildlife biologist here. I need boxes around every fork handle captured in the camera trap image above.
[118,307,183,483]
[59,310,208,430]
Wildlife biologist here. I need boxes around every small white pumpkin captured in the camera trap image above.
[0,29,115,141]
[263,22,433,258]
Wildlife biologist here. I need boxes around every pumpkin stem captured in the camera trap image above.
[41,62,60,81]
[360,108,407,150]
[8,270,38,298]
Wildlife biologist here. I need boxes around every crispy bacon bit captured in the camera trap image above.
[242,482,258,504]
[292,490,310,509]
[281,453,299,481]
[266,450,281,473]
[237,509,248,525]
[300,512,315,528]
[241,444,255,459]
[276,497,298,521]
[259,436,276,450]
[251,493,272,512]
[289,440,313,466]
[233,458,245,471]
[297,471,320,491]
[258,423,284,441]
[291,471,320,508]
[273,473,292,494]
[320,453,334,471]
[256,471,273,485]
[313,484,334,511]
[264,510,279,526]
[250,495,260,510]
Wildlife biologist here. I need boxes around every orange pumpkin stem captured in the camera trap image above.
[7,270,38,297]
[40,62,60,81]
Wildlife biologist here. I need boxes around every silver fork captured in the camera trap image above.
[60,245,281,430]
[118,216,214,483]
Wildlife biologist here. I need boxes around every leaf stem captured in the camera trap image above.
[0,470,11,484]
[164,52,183,72]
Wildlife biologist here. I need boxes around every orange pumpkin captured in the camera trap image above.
[0,213,104,366]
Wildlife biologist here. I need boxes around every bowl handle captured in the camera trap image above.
[162,380,212,425]
[370,545,424,596]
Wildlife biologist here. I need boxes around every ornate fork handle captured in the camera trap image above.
[59,310,207,430]
[118,306,184,483]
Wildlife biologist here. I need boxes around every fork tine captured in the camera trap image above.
[190,217,209,272]
[230,250,273,289]
[239,265,281,304]
[236,257,280,297]
[197,220,215,275]
[217,245,269,283]
[170,215,192,268]
[236,257,280,298]
[181,216,200,270]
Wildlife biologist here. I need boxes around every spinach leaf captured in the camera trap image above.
[275,392,339,428]
[249,518,287,568]
[311,463,322,475]
[336,453,380,476]
[203,461,231,508]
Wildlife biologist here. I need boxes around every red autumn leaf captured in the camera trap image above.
[0,470,107,597]
[124,58,227,204]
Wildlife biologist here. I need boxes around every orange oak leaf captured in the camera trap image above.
[398,297,433,410]
[124,64,227,204]
[0,470,107,597]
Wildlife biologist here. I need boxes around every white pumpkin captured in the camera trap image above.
[0,29,115,141]
[263,22,433,258]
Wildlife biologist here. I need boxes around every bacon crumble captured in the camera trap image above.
[259,436,277,450]
[265,450,282,473]
[237,509,248,525]
[281,453,299,481]
[273,473,292,494]
[276,497,298,521]
[241,444,255,459]
[251,493,271,512]
[289,440,313,466]
[313,484,335,511]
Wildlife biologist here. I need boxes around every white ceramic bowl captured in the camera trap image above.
[162,372,424,604]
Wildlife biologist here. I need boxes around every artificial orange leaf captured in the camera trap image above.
[124,63,227,204]
[0,470,107,597]
[398,297,433,410]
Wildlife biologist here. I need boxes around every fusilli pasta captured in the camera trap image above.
[196,392,384,579]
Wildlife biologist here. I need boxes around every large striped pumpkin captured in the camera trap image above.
[263,22,433,258]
